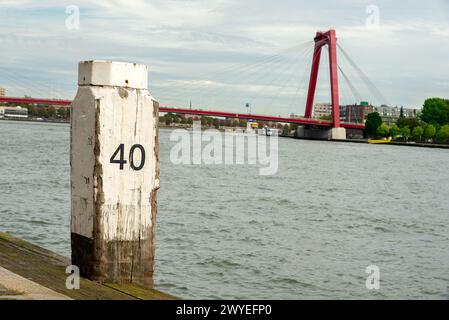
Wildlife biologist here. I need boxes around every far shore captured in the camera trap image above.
[2,117,448,149]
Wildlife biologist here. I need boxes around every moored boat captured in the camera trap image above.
[368,136,393,144]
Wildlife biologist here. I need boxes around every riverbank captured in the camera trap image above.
[0,232,177,300]
[0,117,69,125]
[282,135,449,149]
[2,118,448,149]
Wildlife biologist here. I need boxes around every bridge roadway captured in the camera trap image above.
[0,96,365,130]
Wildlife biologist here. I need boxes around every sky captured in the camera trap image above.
[0,0,448,115]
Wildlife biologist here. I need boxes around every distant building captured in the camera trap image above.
[0,87,5,97]
[313,103,332,119]
[312,101,419,125]
[183,114,201,120]
[0,106,28,118]
[313,102,373,123]
[374,105,419,126]
[342,104,374,123]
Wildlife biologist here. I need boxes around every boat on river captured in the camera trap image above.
[368,137,392,144]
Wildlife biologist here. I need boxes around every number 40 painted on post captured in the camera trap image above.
[110,144,146,171]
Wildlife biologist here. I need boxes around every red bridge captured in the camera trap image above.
[0,29,376,132]
[0,96,364,130]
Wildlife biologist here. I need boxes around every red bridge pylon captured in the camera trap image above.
[304,29,341,128]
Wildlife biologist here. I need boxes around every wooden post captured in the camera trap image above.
[70,61,160,288]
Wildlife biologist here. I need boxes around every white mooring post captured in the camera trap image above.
[70,61,160,288]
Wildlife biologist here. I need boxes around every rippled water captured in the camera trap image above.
[1,120,448,299]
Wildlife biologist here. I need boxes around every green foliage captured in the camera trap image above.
[376,123,390,137]
[420,98,449,126]
[412,126,424,141]
[47,107,56,118]
[365,112,383,136]
[390,124,401,137]
[320,115,332,121]
[423,124,436,140]
[212,118,220,129]
[26,105,36,116]
[401,126,411,141]
[436,124,449,142]
[397,117,420,129]
[57,107,69,120]
[238,119,247,127]
[36,107,48,118]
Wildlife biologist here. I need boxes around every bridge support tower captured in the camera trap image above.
[301,29,346,140]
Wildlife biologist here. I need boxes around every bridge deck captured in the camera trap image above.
[0,96,365,129]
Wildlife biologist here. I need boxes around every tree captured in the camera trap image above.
[390,124,401,138]
[399,106,405,119]
[365,112,383,136]
[290,123,299,132]
[37,107,48,118]
[436,125,449,143]
[165,117,172,126]
[47,107,57,118]
[420,98,449,126]
[26,105,37,116]
[57,107,68,119]
[397,117,420,130]
[376,123,390,137]
[320,115,332,121]
[212,118,220,129]
[423,124,436,141]
[412,126,424,142]
[401,126,411,142]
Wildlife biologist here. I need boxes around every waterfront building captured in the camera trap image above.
[314,102,374,123]
[0,87,5,97]
[313,103,332,119]
[183,113,201,120]
[0,106,28,118]
[343,104,374,123]
[374,105,419,126]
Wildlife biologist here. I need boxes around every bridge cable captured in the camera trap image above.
[336,44,389,105]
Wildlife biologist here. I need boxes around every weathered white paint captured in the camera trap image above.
[71,61,159,241]
[78,60,148,89]
[71,86,96,239]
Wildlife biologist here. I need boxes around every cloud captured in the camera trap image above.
[0,0,448,112]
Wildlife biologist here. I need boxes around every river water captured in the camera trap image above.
[0,120,448,299]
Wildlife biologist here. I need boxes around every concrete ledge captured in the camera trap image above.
[0,266,71,300]
[0,232,176,300]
